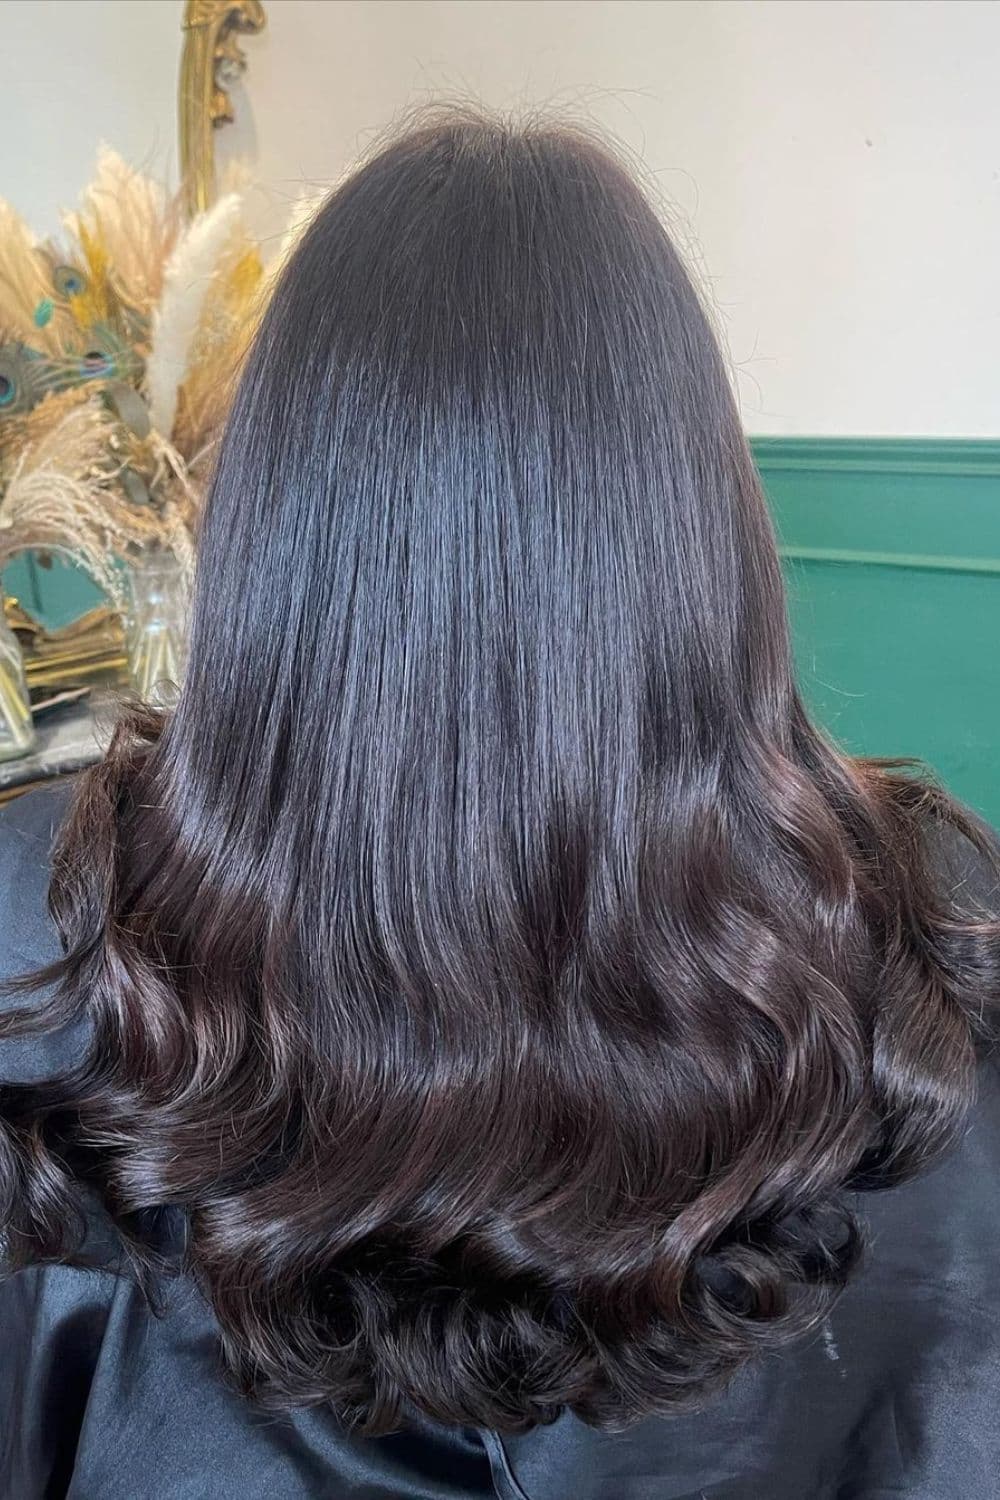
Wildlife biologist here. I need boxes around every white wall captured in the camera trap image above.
[0,0,179,231]
[3,0,999,437]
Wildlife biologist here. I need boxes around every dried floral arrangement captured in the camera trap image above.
[0,147,272,603]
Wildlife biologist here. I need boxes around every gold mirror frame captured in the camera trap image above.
[179,0,267,219]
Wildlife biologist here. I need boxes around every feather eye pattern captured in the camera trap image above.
[145,192,243,442]
[66,223,114,329]
[0,342,52,423]
[0,203,74,356]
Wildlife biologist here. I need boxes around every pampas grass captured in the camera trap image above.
[63,146,182,319]
[0,386,89,462]
[4,390,110,481]
[0,148,286,620]
[0,401,164,602]
[146,192,243,440]
[171,239,263,467]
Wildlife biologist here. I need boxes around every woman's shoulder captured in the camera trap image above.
[0,779,78,1082]
[0,775,75,847]
[0,780,73,977]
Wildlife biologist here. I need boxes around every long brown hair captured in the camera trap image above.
[2,110,998,1435]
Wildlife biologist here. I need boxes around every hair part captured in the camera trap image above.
[2,109,999,1435]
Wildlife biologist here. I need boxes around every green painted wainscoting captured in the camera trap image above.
[4,438,999,823]
[753,438,1000,827]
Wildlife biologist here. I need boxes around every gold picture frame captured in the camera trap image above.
[179,0,267,219]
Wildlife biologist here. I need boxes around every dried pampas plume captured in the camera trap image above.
[63,146,182,319]
[0,401,163,602]
[146,193,243,441]
[0,147,292,626]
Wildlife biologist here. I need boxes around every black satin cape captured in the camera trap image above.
[3,784,1000,1500]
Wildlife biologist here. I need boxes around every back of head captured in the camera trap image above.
[2,109,996,1435]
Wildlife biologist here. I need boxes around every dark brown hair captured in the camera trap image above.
[2,110,998,1436]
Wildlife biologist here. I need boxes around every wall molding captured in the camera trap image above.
[751,435,1000,571]
[751,436,1000,477]
[776,545,1000,577]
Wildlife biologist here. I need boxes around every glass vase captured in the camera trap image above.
[126,549,189,708]
[0,600,37,763]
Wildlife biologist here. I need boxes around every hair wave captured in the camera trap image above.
[2,111,999,1436]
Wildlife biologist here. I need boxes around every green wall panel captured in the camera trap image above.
[754,438,1000,826]
[783,558,1000,822]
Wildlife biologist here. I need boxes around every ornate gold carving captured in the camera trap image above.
[179,0,266,219]
[5,597,128,698]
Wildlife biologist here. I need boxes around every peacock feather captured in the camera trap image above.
[0,341,57,422]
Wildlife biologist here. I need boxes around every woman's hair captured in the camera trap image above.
[1,109,998,1436]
